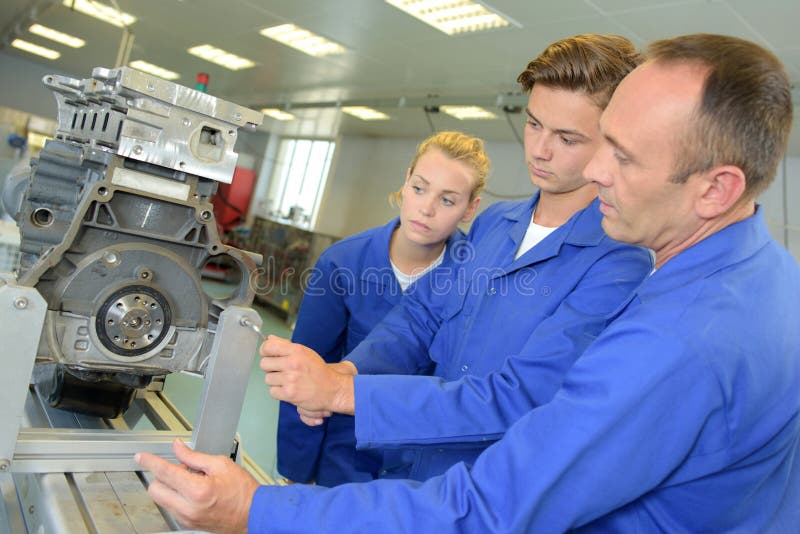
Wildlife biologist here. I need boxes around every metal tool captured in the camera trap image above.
[240,317,266,341]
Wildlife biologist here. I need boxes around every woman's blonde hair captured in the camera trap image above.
[389,131,490,206]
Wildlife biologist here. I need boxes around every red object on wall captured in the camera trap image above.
[212,166,256,234]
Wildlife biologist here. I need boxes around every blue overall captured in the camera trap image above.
[345,195,652,480]
[276,217,465,486]
[253,208,800,533]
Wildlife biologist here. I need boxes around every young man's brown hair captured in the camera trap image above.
[517,34,642,109]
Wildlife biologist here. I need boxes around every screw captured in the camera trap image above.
[13,297,28,309]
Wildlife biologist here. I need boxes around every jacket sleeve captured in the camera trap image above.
[343,266,456,376]
[276,253,348,482]
[249,318,722,533]
[353,245,653,448]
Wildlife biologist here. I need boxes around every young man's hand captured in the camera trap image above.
[260,335,356,416]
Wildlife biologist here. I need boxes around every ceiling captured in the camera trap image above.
[1,0,799,154]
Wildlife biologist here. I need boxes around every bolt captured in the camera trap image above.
[0,459,9,471]
[147,83,155,92]
[13,297,28,310]
[102,250,119,265]
[233,112,242,121]
[133,145,143,155]
[183,118,191,127]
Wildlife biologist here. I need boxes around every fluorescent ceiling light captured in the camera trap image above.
[62,0,136,28]
[342,106,390,121]
[261,108,296,121]
[129,60,180,80]
[11,39,60,60]
[260,24,346,57]
[28,24,85,48]
[440,105,497,120]
[385,0,512,35]
[187,44,255,71]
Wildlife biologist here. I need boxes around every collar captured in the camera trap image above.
[504,194,606,269]
[635,207,771,304]
[360,216,465,282]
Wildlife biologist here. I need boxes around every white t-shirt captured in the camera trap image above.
[515,213,559,260]
[391,246,446,292]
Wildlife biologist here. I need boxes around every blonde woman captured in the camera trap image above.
[277,131,489,486]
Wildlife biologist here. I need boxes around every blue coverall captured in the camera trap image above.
[277,217,466,486]
[346,194,652,480]
[252,208,800,533]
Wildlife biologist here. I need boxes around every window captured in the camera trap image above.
[266,138,335,229]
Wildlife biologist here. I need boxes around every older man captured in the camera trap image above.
[137,34,799,532]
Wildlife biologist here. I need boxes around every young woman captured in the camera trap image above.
[276,131,490,486]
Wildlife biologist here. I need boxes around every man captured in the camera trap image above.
[137,33,800,532]
[270,34,652,483]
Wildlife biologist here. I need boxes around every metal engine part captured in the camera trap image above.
[4,67,263,415]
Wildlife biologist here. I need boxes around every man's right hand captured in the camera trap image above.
[260,335,357,415]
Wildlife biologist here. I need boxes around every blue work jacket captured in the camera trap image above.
[251,208,800,532]
[277,217,465,486]
[346,194,653,480]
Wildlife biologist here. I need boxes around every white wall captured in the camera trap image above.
[759,157,800,264]
[315,135,532,238]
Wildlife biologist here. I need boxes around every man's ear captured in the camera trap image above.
[461,197,482,223]
[694,164,747,219]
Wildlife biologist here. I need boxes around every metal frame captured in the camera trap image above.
[1,278,262,474]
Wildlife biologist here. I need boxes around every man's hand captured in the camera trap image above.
[260,335,356,416]
[134,439,258,534]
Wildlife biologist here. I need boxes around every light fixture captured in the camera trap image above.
[28,24,85,48]
[261,108,296,121]
[62,0,136,28]
[260,24,346,57]
[440,105,497,120]
[385,0,514,35]
[342,106,390,121]
[129,60,180,80]
[11,39,60,60]
[187,44,255,71]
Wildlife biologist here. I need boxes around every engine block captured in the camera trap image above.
[4,67,263,415]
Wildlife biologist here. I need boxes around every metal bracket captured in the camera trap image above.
[4,281,262,473]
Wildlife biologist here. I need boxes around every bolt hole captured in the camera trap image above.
[31,208,54,228]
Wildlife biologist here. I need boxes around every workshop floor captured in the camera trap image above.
[162,280,293,479]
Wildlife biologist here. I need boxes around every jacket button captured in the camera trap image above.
[461,365,469,372]
[488,287,496,295]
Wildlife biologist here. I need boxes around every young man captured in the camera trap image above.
[137,33,799,532]
[265,34,652,482]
